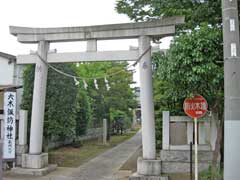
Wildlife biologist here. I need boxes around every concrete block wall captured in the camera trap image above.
[47,127,103,149]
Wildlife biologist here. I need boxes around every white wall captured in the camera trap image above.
[0,56,15,86]
[0,56,25,113]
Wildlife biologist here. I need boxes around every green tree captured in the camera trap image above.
[21,60,137,148]
[76,62,137,138]
[21,64,79,145]
[154,25,224,178]
[116,0,223,29]
[156,25,223,104]
[75,88,92,136]
[110,109,132,134]
[116,1,226,177]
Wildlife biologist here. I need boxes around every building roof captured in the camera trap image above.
[0,85,23,92]
[0,52,16,61]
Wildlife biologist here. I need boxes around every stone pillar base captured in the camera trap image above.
[129,173,169,180]
[137,157,162,176]
[16,144,28,166]
[22,153,48,169]
[11,164,57,176]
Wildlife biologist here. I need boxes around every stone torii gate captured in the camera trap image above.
[10,16,184,177]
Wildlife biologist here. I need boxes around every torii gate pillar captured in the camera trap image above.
[139,36,156,159]
[22,41,50,169]
[134,36,161,177]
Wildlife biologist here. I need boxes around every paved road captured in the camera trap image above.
[53,131,142,180]
[4,131,142,180]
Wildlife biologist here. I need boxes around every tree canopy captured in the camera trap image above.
[21,61,137,143]
[116,0,222,29]
[154,24,223,114]
[116,0,240,31]
[21,64,78,139]
[116,0,225,115]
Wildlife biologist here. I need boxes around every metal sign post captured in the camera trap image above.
[194,117,198,180]
[190,142,193,180]
[183,95,208,180]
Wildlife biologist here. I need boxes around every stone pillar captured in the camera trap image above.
[29,41,49,155]
[162,111,170,150]
[136,36,161,177]
[139,36,156,159]
[22,41,49,169]
[103,119,107,145]
[210,118,217,151]
[132,109,137,128]
[16,110,28,166]
[19,110,28,146]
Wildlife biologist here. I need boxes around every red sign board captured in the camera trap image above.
[183,95,208,118]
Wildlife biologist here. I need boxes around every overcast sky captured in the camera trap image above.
[0,0,172,86]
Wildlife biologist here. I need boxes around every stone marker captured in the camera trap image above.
[103,119,107,145]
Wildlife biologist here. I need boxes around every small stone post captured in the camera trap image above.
[103,119,107,145]
[19,110,28,146]
[132,109,137,128]
[162,111,170,150]
[16,110,28,166]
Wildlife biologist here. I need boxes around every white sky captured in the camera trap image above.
[0,0,172,86]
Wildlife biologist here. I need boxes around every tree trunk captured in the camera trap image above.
[211,109,223,180]
[107,118,111,141]
[211,126,223,180]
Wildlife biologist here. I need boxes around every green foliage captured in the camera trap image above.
[116,1,225,177]
[155,25,223,110]
[75,89,92,136]
[21,65,34,111]
[21,60,137,143]
[152,25,224,148]
[110,109,132,133]
[155,117,162,149]
[76,62,137,132]
[21,64,79,139]
[116,0,223,30]
[200,166,223,180]
[45,64,78,139]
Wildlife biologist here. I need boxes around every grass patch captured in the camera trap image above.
[49,130,138,167]
[167,173,190,180]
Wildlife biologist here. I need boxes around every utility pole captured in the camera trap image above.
[222,0,240,179]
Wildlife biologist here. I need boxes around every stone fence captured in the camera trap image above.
[162,111,217,151]
[47,127,103,150]
[160,111,218,173]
